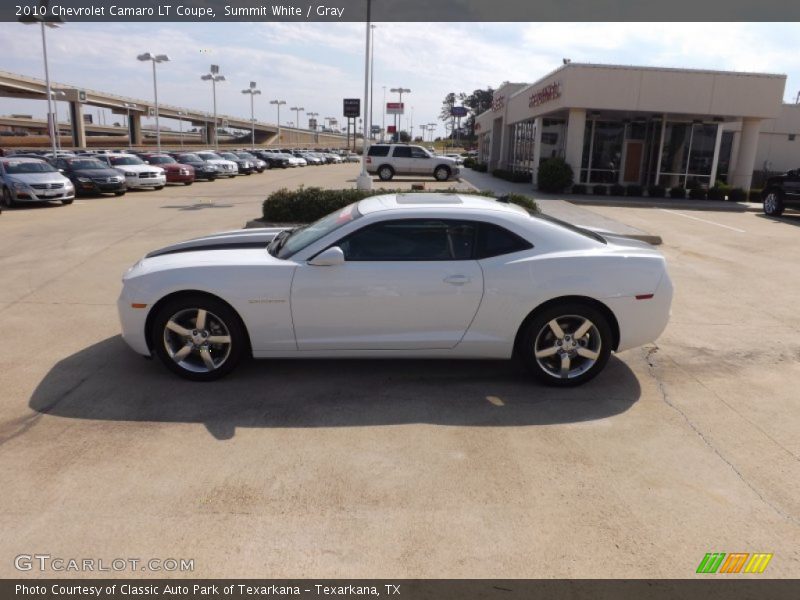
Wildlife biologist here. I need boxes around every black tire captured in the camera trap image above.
[154,185,165,191]
[378,165,394,181]
[763,190,785,217]
[114,191,126,197]
[184,181,193,186]
[2,187,15,208]
[434,165,451,181]
[150,294,247,381]
[61,198,74,205]
[517,302,613,387]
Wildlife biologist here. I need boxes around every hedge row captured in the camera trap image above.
[261,187,538,223]
[567,183,762,201]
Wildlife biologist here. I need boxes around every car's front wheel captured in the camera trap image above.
[61,198,74,205]
[763,190,784,217]
[378,165,394,181]
[2,187,15,208]
[151,295,247,381]
[434,165,451,181]
[518,302,612,387]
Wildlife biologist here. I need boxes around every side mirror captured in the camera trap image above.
[308,246,345,267]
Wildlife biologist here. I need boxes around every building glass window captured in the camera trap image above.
[715,131,734,183]
[580,120,625,183]
[658,122,718,188]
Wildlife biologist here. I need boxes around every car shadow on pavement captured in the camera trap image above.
[29,336,641,441]
[755,212,800,227]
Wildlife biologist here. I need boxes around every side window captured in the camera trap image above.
[410,147,429,159]
[392,146,412,158]
[368,146,390,157]
[476,223,533,259]
[340,220,477,261]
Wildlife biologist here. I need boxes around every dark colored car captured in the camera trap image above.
[761,169,800,216]
[50,156,127,196]
[169,153,219,181]
[251,150,289,169]
[234,151,266,173]
[140,153,195,185]
[218,151,255,175]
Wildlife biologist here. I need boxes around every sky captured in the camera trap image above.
[2,21,800,138]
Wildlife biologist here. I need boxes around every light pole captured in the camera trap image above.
[369,25,376,143]
[389,87,411,140]
[306,111,318,130]
[427,123,437,143]
[290,106,304,130]
[50,90,65,150]
[242,82,261,148]
[19,3,63,158]
[381,86,386,142]
[176,110,184,148]
[123,102,137,149]
[201,65,225,149]
[356,0,373,190]
[270,99,286,141]
[137,52,170,152]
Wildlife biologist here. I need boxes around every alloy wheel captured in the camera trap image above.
[533,315,602,380]
[162,308,232,374]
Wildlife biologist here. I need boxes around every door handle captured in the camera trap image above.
[443,275,471,285]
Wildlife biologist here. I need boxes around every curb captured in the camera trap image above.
[565,196,757,212]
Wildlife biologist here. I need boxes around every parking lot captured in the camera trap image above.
[1,165,798,578]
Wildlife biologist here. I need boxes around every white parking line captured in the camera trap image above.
[659,209,746,233]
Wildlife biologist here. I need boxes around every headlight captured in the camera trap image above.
[77,177,92,183]
[11,181,28,191]
[64,180,74,188]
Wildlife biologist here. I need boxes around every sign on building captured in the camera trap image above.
[343,98,361,118]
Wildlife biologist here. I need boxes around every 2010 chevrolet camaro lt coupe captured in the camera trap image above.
[118,194,673,386]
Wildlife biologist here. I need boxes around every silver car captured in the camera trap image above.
[1,157,75,207]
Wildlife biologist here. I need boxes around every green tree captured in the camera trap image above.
[463,87,494,138]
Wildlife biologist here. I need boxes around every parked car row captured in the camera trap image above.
[0,146,358,210]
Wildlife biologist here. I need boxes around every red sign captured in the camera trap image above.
[529,81,562,108]
[387,125,397,133]
[386,102,404,115]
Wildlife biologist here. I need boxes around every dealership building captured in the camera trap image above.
[475,63,800,190]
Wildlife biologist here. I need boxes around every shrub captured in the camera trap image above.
[537,157,574,193]
[609,183,625,197]
[689,187,707,200]
[261,187,519,223]
[748,188,762,202]
[669,186,686,199]
[626,184,643,197]
[707,186,726,201]
[728,187,746,202]
[647,185,665,198]
[463,157,476,169]
[473,162,488,173]
[498,193,540,213]
[571,184,587,194]
[492,169,532,183]
[685,178,702,191]
[592,185,608,196]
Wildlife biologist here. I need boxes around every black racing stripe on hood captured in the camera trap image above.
[146,241,266,258]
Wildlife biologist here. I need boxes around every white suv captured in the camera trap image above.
[366,144,460,182]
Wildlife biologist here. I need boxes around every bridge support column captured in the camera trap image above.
[69,101,86,149]
[206,123,217,146]
[129,112,142,146]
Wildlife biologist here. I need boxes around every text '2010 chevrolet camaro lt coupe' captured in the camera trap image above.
[118,194,672,386]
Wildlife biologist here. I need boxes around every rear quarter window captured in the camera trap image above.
[368,146,390,157]
[476,223,533,259]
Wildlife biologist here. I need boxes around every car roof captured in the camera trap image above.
[357,193,531,218]
[2,156,47,163]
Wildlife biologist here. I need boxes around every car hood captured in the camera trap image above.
[72,168,123,178]
[113,164,164,173]
[6,172,70,185]
[144,228,288,258]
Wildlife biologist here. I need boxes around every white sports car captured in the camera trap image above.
[118,194,672,385]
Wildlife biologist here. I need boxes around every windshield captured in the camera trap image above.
[198,152,222,160]
[272,202,362,259]
[109,156,144,166]
[3,160,57,174]
[219,153,238,160]
[176,154,201,162]
[146,156,175,164]
[69,159,107,170]
[237,152,256,159]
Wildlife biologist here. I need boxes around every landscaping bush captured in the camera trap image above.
[498,193,540,213]
[492,169,532,183]
[536,157,574,193]
[473,162,488,173]
[609,183,625,197]
[592,185,608,196]
[748,188,762,202]
[707,186,726,201]
[261,187,530,223]
[728,187,746,202]
[647,185,665,198]
[626,184,644,197]
[463,157,476,169]
[571,184,587,194]
[689,187,707,200]
[669,186,686,199]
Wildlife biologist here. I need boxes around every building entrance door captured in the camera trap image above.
[623,140,644,183]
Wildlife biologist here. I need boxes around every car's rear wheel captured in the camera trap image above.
[154,185,165,191]
[61,198,74,205]
[114,191,126,196]
[763,190,785,217]
[151,295,246,381]
[378,165,394,181]
[518,302,612,387]
[2,187,15,208]
[434,166,451,181]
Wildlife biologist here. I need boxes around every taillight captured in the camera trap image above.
[366,157,372,164]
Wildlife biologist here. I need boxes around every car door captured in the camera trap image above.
[409,146,433,175]
[290,219,484,351]
[784,169,800,198]
[390,146,413,176]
